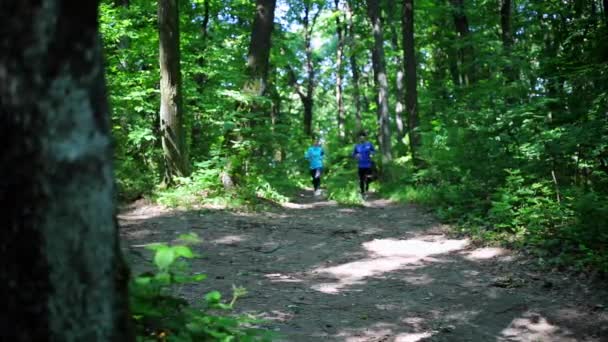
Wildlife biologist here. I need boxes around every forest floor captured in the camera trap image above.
[119,190,608,342]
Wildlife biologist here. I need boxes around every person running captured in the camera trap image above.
[352,131,375,198]
[305,137,324,196]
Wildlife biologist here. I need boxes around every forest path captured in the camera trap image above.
[119,191,607,341]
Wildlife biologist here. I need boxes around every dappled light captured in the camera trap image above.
[212,234,248,245]
[310,236,469,294]
[394,332,433,342]
[119,194,606,341]
[462,247,509,261]
[500,312,576,341]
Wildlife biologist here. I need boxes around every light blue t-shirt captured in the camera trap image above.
[305,146,324,169]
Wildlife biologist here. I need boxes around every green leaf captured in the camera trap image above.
[205,290,222,303]
[173,245,195,258]
[154,247,175,270]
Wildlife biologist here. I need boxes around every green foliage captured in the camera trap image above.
[130,233,274,341]
[100,0,608,275]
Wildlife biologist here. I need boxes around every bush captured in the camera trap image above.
[130,233,274,341]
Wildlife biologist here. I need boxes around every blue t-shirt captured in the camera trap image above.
[353,141,375,168]
[305,146,324,169]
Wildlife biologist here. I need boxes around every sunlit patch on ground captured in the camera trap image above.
[499,311,577,341]
[402,273,434,285]
[335,322,434,342]
[257,310,294,322]
[394,331,433,342]
[265,273,303,283]
[311,237,469,293]
[281,201,338,209]
[118,204,170,220]
[336,324,395,342]
[212,234,248,244]
[463,247,509,261]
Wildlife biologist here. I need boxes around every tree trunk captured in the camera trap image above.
[388,5,406,145]
[159,0,188,184]
[500,0,518,83]
[0,1,132,340]
[222,0,276,188]
[450,0,474,85]
[335,0,346,139]
[604,0,608,24]
[290,1,320,137]
[346,0,363,135]
[367,0,393,163]
[403,0,421,166]
[245,0,276,96]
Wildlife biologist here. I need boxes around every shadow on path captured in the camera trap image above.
[119,191,608,341]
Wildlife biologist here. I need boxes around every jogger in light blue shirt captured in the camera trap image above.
[305,137,324,195]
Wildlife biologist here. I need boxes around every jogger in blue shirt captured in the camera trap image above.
[352,131,375,197]
[305,137,324,196]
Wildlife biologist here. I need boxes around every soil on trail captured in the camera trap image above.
[119,191,608,342]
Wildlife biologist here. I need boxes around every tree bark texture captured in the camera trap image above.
[402,0,421,166]
[0,1,132,340]
[500,0,518,83]
[346,0,363,135]
[367,0,393,163]
[388,4,406,143]
[335,0,346,139]
[159,0,189,183]
[450,0,474,86]
[245,0,276,96]
[291,0,320,137]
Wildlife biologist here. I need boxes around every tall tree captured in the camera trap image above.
[366,0,392,163]
[159,0,189,184]
[335,0,346,139]
[449,0,474,86]
[402,0,421,166]
[0,1,131,340]
[346,0,363,134]
[245,0,277,96]
[500,0,517,83]
[288,0,321,137]
[388,3,407,146]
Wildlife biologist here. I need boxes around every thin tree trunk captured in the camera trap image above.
[500,0,518,83]
[159,0,188,184]
[450,0,474,85]
[403,0,421,166]
[0,1,132,340]
[335,0,346,139]
[367,0,392,163]
[389,5,406,144]
[604,0,608,24]
[291,1,320,137]
[346,0,363,135]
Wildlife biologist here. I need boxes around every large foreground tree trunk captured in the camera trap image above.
[159,0,189,184]
[367,0,393,163]
[403,0,422,167]
[0,1,132,340]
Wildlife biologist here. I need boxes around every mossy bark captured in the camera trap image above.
[0,1,132,340]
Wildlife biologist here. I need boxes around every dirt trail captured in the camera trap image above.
[119,191,608,341]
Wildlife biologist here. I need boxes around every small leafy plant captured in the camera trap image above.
[130,233,274,341]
